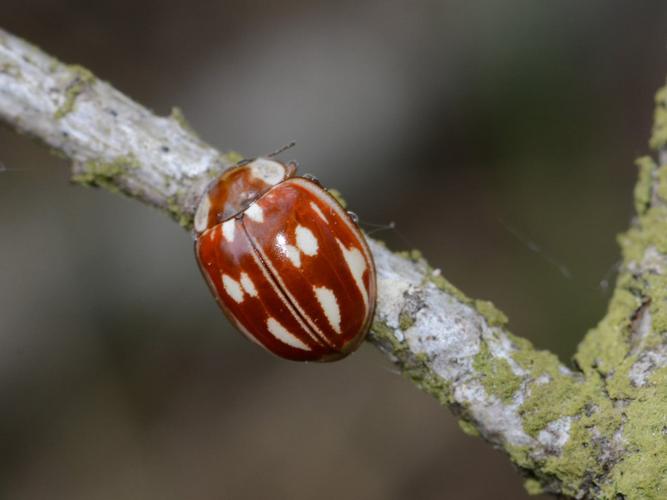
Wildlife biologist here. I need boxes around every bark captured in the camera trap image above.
[3,27,667,498]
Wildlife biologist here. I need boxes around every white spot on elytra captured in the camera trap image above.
[337,240,368,307]
[222,274,244,303]
[246,244,325,347]
[245,203,264,223]
[277,233,301,267]
[240,272,258,297]
[296,225,318,256]
[285,245,301,267]
[222,219,235,242]
[194,194,211,233]
[310,202,328,222]
[267,317,310,350]
[248,158,286,186]
[314,286,341,334]
[250,236,330,346]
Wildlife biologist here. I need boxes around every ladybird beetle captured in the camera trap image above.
[194,158,377,361]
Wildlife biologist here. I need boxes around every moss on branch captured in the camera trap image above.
[54,64,96,119]
[72,154,140,191]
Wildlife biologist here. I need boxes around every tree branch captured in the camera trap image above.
[3,27,667,498]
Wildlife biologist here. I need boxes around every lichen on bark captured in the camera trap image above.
[53,64,95,119]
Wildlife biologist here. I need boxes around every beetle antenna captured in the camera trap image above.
[268,141,296,158]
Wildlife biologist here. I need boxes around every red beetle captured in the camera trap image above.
[194,158,377,361]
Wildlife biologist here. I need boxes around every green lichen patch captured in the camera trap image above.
[575,280,639,377]
[543,392,620,498]
[512,346,562,384]
[458,418,480,437]
[425,269,472,306]
[514,365,622,497]
[512,319,628,496]
[523,478,544,496]
[513,346,618,461]
[634,156,656,214]
[646,276,667,344]
[506,443,534,470]
[518,372,585,438]
[605,354,639,401]
[473,342,522,403]
[474,299,509,327]
[398,311,416,331]
[404,355,454,407]
[54,65,96,119]
[604,367,667,499]
[621,206,667,262]
[71,154,140,192]
[541,420,593,484]
[166,195,194,229]
[650,81,667,151]
[369,320,410,358]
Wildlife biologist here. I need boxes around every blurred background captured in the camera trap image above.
[1,1,666,499]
